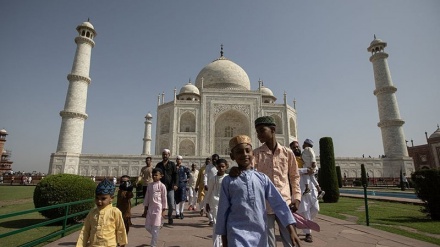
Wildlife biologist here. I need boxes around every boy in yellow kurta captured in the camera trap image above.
[76,179,128,247]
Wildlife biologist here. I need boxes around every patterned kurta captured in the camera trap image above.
[144,181,168,227]
[215,170,296,247]
[253,143,301,214]
[76,204,127,247]
[175,165,191,204]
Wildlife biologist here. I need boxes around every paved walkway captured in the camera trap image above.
[45,198,438,247]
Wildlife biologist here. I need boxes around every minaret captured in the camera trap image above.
[49,21,96,175]
[367,36,414,177]
[142,113,153,155]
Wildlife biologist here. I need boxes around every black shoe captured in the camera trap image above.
[175,215,180,219]
[305,234,313,243]
[180,213,184,219]
[168,218,174,225]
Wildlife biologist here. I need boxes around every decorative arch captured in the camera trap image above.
[180,112,196,132]
[179,139,195,156]
[271,114,282,134]
[91,167,98,177]
[214,110,250,155]
[111,167,118,177]
[289,117,297,137]
[80,167,88,176]
[349,170,357,178]
[159,138,170,155]
[160,113,170,134]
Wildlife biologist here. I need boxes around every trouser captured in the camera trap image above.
[167,190,175,219]
[188,187,198,208]
[211,206,222,246]
[123,217,130,233]
[267,214,294,247]
[175,201,185,215]
[146,225,160,247]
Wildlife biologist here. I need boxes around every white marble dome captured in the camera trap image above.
[260,86,274,96]
[195,56,250,90]
[79,21,94,30]
[0,129,7,134]
[180,82,200,95]
[370,38,384,46]
[429,127,440,139]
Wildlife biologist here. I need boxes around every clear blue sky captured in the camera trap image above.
[1,1,439,173]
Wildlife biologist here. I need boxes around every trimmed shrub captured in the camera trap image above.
[361,164,367,187]
[33,174,96,223]
[335,166,342,188]
[411,169,440,220]
[318,137,339,203]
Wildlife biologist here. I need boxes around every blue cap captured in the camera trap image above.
[96,179,115,195]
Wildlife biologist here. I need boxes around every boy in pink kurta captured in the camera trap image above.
[144,168,168,247]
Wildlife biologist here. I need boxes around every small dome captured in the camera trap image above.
[195,56,250,91]
[370,38,384,46]
[429,127,440,139]
[79,21,94,30]
[145,113,153,118]
[180,82,200,95]
[260,86,274,96]
[0,129,7,134]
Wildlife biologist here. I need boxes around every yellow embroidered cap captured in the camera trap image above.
[229,135,252,151]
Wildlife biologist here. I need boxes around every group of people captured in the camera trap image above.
[75,115,324,247]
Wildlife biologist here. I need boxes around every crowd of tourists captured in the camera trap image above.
[75,116,324,247]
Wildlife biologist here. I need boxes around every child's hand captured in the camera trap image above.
[287,224,301,246]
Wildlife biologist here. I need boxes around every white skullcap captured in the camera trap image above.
[176,155,183,160]
[162,149,170,154]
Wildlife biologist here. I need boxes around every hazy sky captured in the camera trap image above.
[1,1,439,173]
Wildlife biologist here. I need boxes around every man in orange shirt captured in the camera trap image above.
[253,116,301,247]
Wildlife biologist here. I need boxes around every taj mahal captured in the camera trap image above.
[48,21,414,180]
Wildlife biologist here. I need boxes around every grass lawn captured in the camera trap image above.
[320,197,440,245]
[0,185,143,247]
[0,185,80,247]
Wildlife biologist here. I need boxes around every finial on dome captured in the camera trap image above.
[188,78,192,84]
[220,44,224,57]
[87,17,90,22]
[374,34,376,39]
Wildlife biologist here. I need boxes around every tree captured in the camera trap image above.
[318,137,339,203]
[335,166,343,188]
[361,164,367,187]
[411,169,440,220]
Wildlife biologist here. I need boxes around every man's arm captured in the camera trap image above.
[288,150,301,205]
[172,163,178,190]
[136,167,144,184]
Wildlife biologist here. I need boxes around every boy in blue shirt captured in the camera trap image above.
[215,135,301,247]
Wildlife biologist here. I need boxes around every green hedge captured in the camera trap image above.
[411,169,440,220]
[33,174,96,223]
